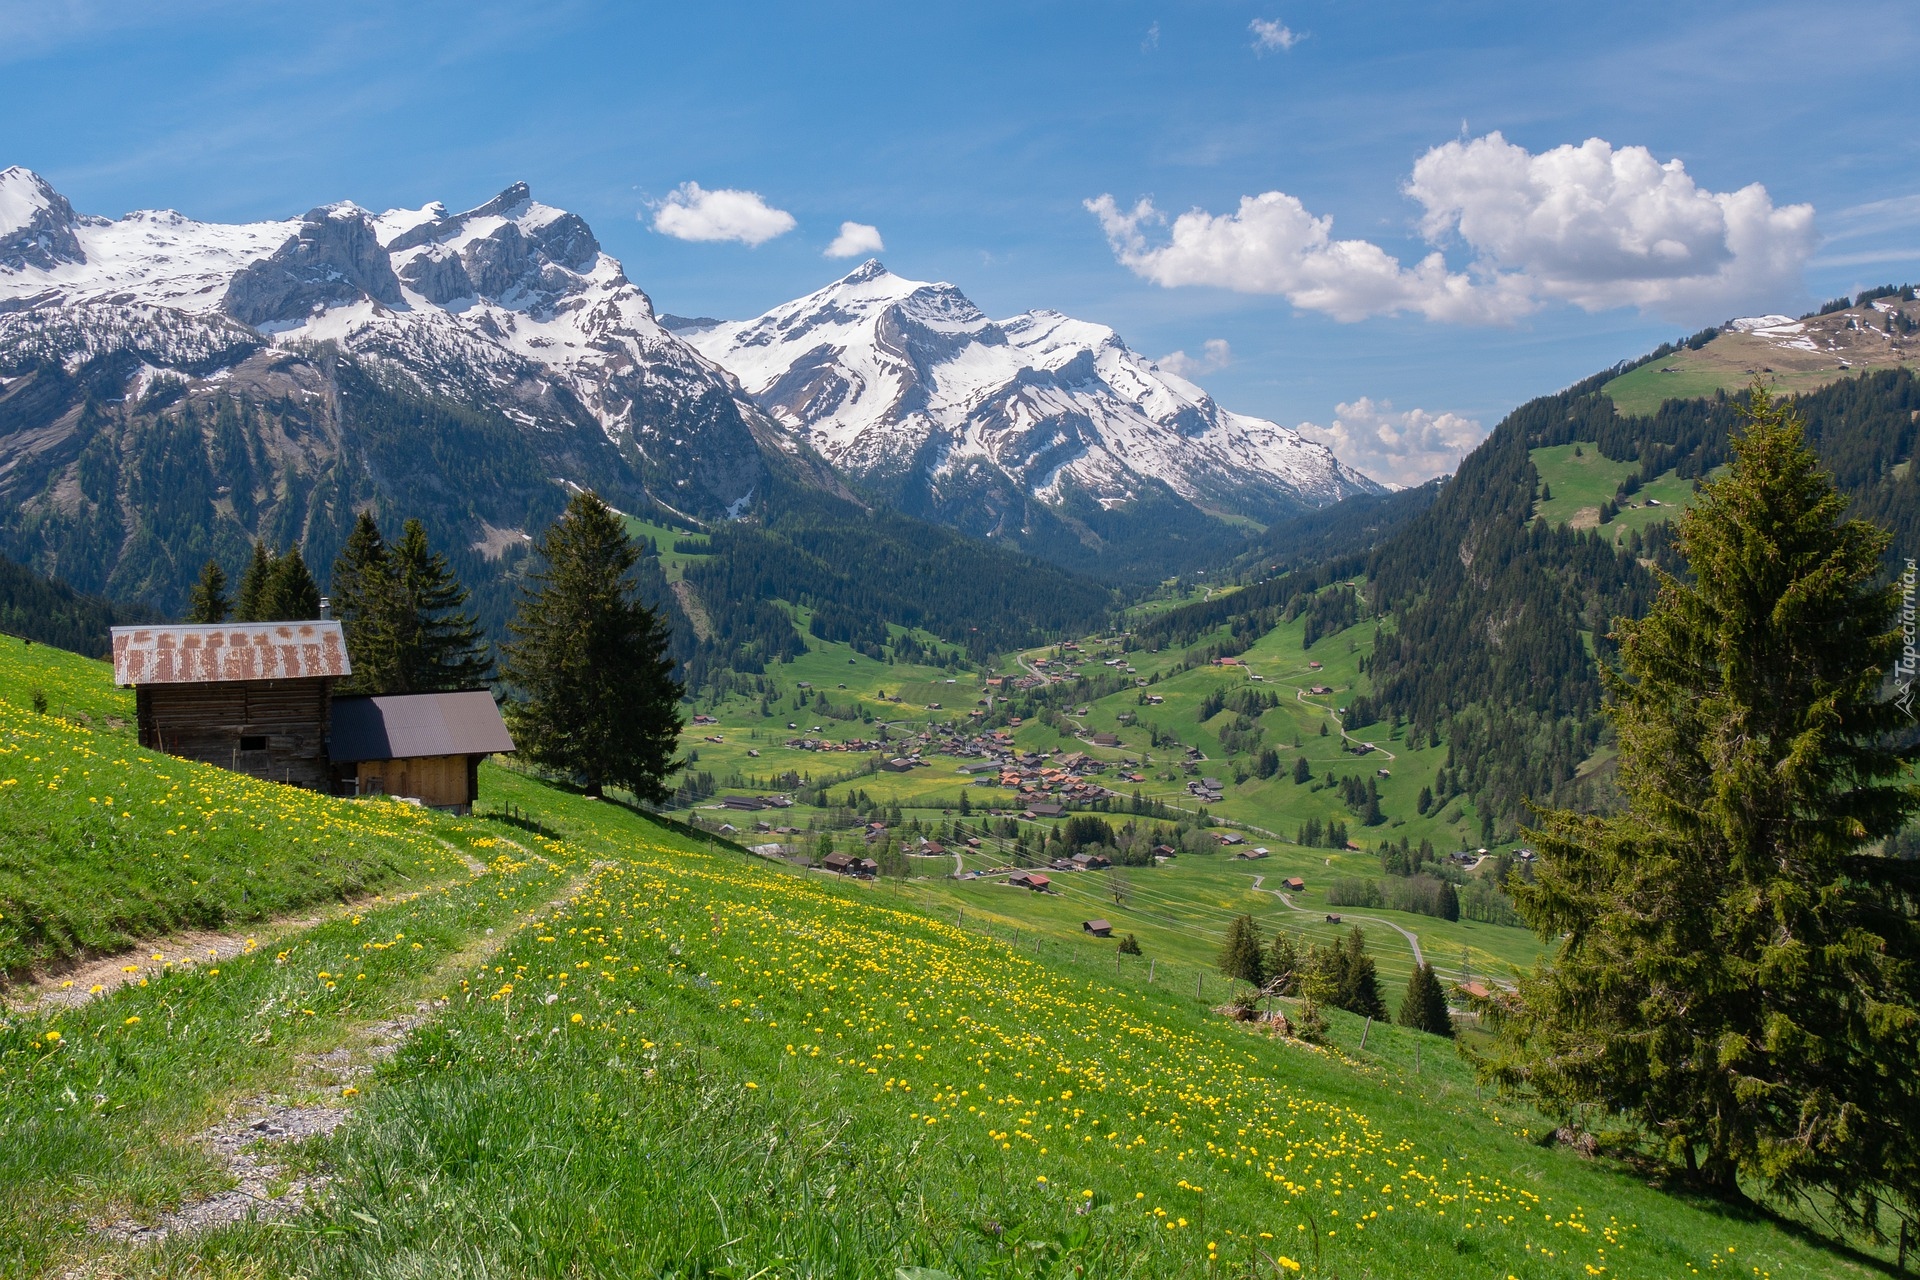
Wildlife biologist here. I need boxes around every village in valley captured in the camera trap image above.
[655,577,1549,1000]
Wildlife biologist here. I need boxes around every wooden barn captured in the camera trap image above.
[112,621,351,789]
[326,690,515,813]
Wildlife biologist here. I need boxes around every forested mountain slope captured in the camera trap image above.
[1144,361,1920,838]
[0,554,156,656]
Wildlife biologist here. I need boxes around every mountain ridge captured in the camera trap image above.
[684,260,1382,574]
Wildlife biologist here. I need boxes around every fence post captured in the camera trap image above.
[1359,1016,1371,1051]
[1149,959,1156,983]
[1196,973,1203,1001]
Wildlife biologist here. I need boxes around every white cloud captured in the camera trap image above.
[1086,191,1518,324]
[1295,397,1484,488]
[650,182,796,246]
[1088,132,1816,324]
[1142,21,1160,52]
[1249,19,1301,53]
[1156,338,1232,376]
[824,220,885,258]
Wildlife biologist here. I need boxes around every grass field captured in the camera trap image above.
[0,636,134,731]
[0,639,1893,1275]
[619,515,712,580]
[1600,320,1917,417]
[1531,443,1712,547]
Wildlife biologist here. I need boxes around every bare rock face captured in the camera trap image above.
[396,243,475,305]
[0,167,89,272]
[223,205,403,327]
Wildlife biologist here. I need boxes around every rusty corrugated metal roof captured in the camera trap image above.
[110,622,352,686]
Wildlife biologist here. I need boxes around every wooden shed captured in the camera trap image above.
[327,691,515,813]
[1081,919,1113,937]
[112,621,351,789]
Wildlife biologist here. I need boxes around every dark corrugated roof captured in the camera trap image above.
[112,622,351,685]
[329,691,515,763]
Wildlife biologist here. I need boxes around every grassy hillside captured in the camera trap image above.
[0,636,469,977]
[0,640,1887,1276]
[1602,292,1920,416]
[1531,443,1715,545]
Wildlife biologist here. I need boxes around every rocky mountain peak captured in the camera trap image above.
[837,258,892,286]
[0,166,88,272]
[222,203,403,327]
[686,264,1383,541]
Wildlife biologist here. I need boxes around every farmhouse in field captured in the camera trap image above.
[1081,919,1113,937]
[112,621,514,810]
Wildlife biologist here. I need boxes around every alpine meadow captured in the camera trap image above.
[4,4,1920,1277]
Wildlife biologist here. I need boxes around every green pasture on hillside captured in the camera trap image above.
[0,638,1892,1276]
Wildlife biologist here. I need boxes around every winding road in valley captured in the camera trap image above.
[1250,873,1426,968]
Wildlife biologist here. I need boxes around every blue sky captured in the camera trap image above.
[3,0,1916,482]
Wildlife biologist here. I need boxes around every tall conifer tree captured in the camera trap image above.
[235,541,273,622]
[331,511,395,692]
[1266,930,1299,996]
[389,519,491,691]
[1397,962,1453,1037]
[1484,388,1920,1224]
[185,560,230,624]
[1218,913,1266,988]
[502,492,683,802]
[258,547,320,621]
[1334,926,1387,1020]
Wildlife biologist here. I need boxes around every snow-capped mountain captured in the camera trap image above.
[0,167,827,527]
[0,165,1377,606]
[681,260,1382,537]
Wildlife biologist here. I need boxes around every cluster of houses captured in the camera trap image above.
[771,721,1140,815]
[1188,775,1226,803]
[109,621,514,813]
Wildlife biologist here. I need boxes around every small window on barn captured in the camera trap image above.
[239,735,267,751]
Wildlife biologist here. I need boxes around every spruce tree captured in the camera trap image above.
[1334,926,1387,1020]
[502,492,684,803]
[1484,388,1920,1222]
[1293,754,1311,784]
[389,519,491,691]
[258,547,320,621]
[331,511,395,692]
[235,541,274,622]
[1218,913,1266,988]
[185,560,230,624]
[1397,962,1453,1037]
